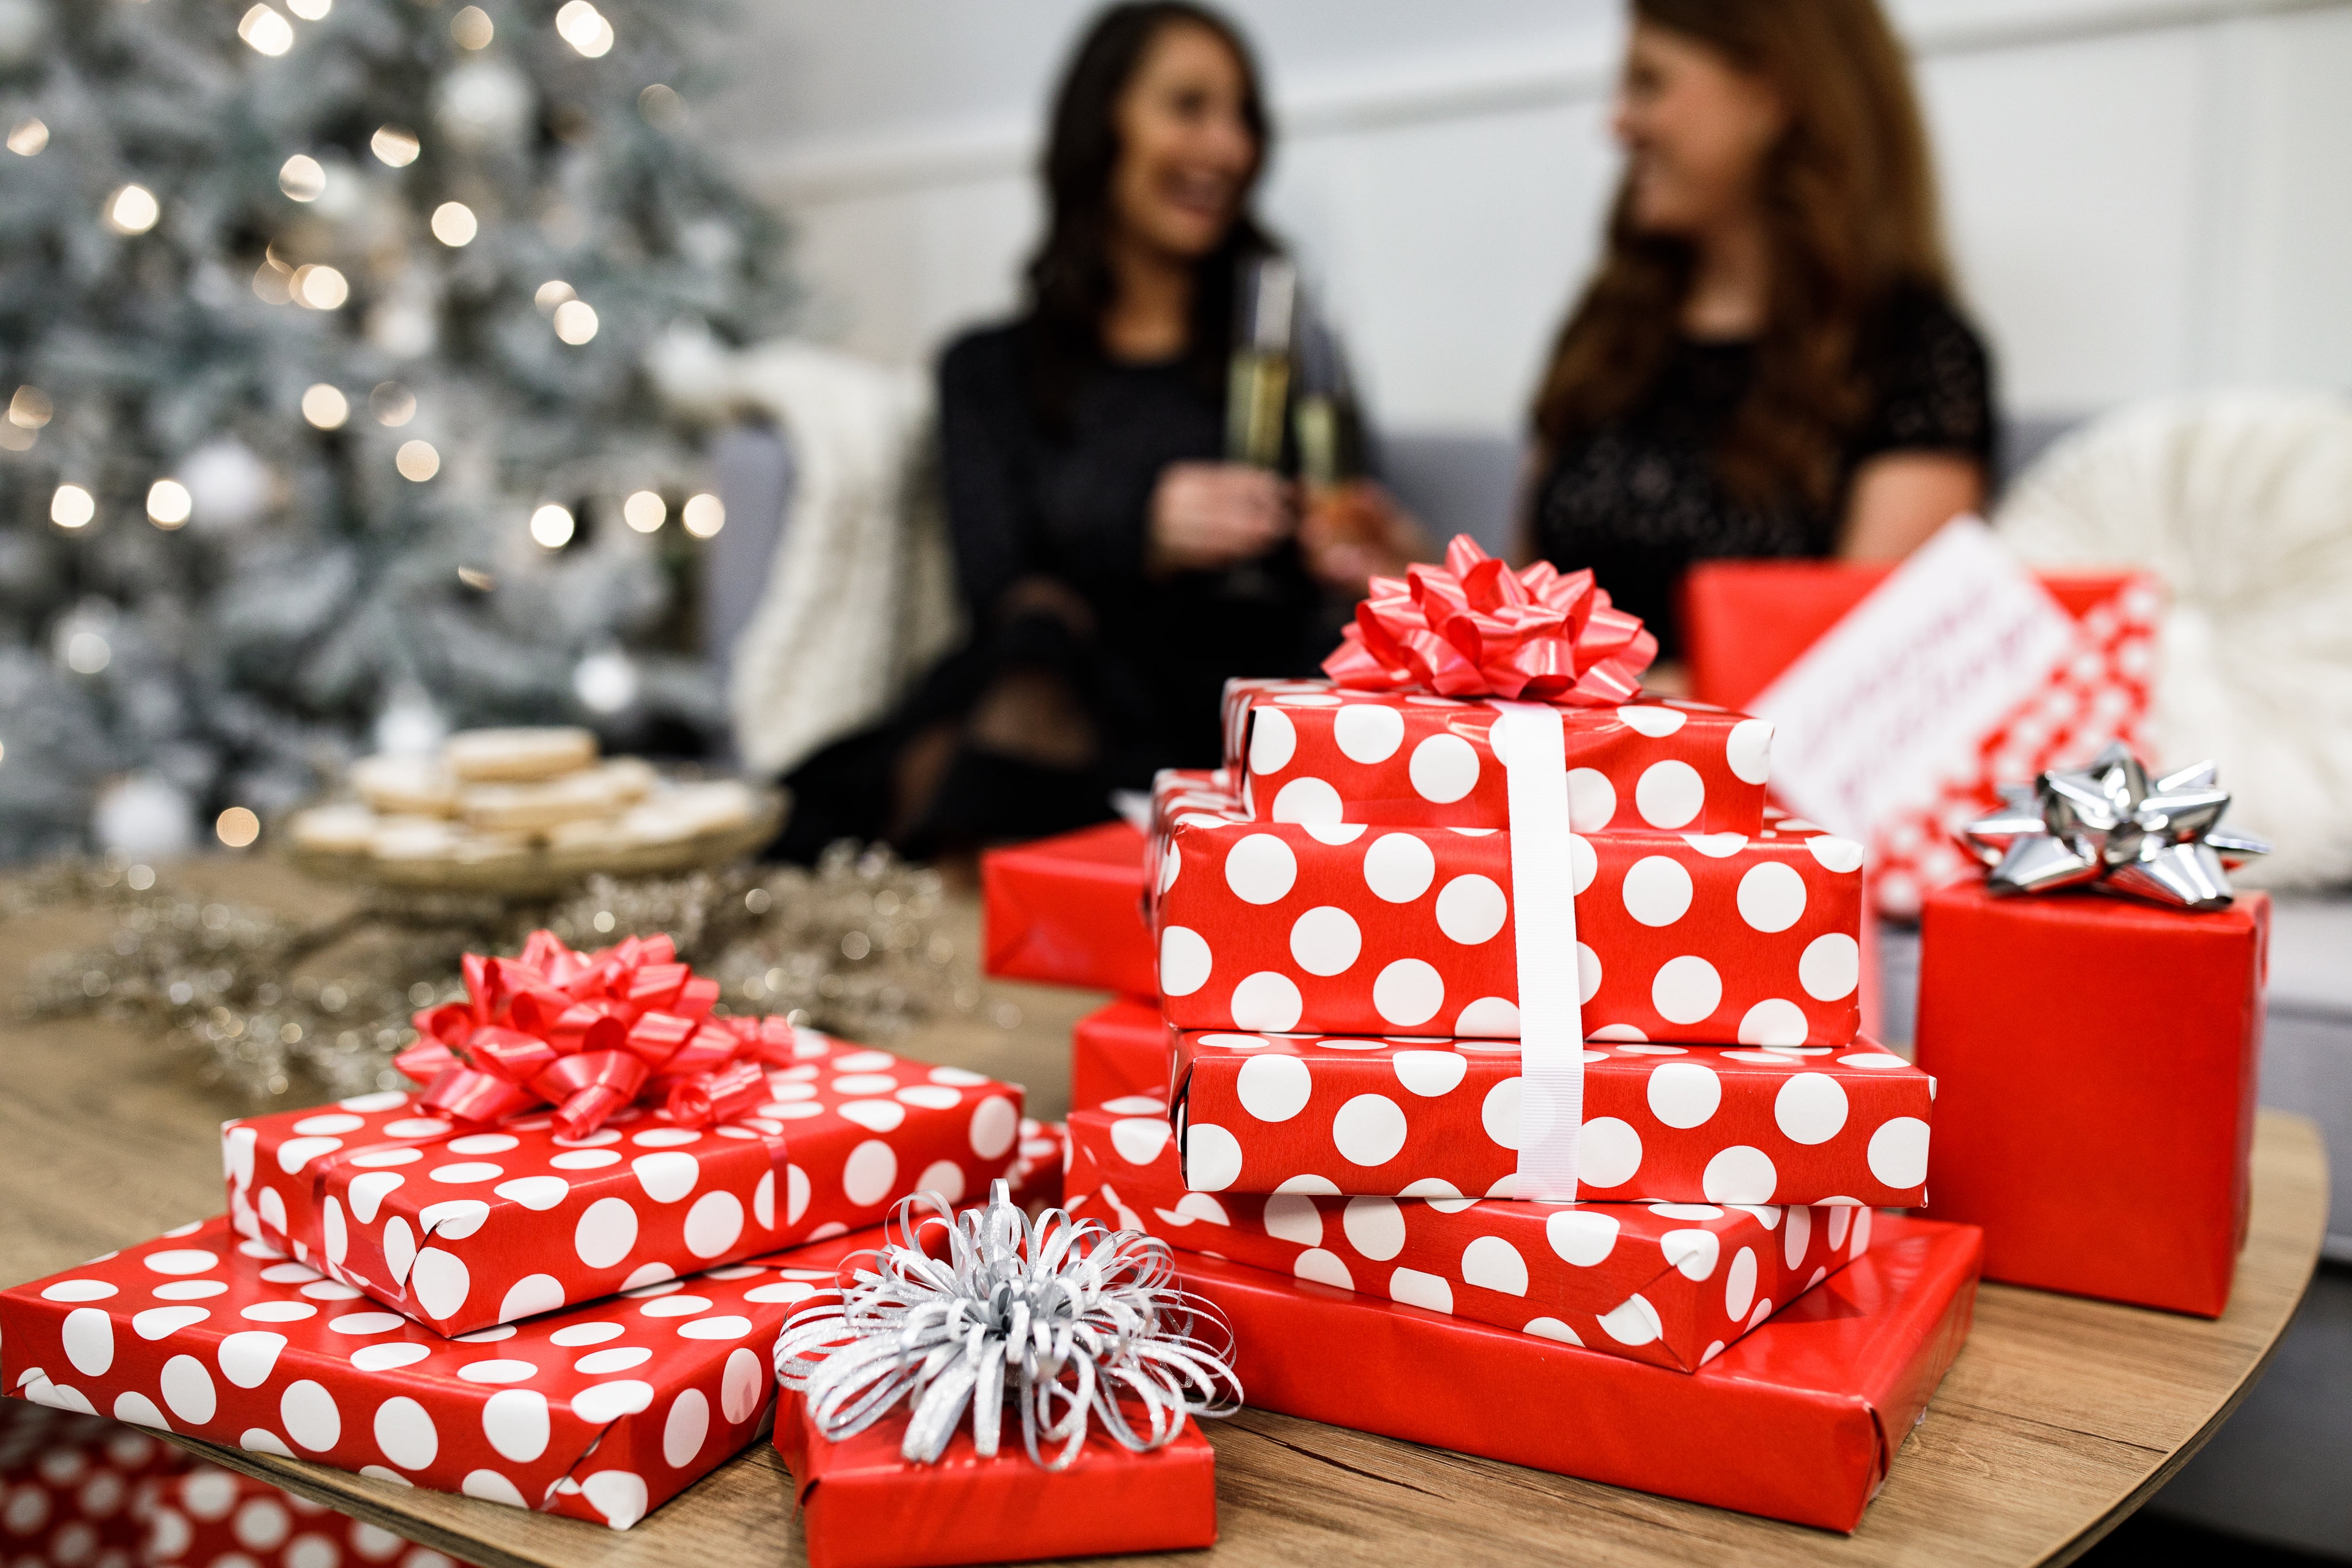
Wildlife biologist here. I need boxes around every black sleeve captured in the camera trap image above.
[936,327,1035,623]
[1851,291,1996,466]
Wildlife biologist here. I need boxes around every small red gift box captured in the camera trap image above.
[0,1402,185,1567]
[1176,1213,1979,1531]
[1169,1029,1932,1206]
[1065,1104,1869,1373]
[1,1215,830,1529]
[981,822,1155,994]
[144,1459,467,1568]
[1152,800,1864,1046]
[775,1393,1217,1568]
[1913,882,2268,1317]
[226,1030,1024,1336]
[1222,677,1770,834]
[1070,998,1170,1109]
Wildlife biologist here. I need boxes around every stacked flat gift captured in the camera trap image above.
[2,931,1031,1540]
[1048,538,1974,1529]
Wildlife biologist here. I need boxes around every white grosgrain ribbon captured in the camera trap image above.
[1492,700,1585,1202]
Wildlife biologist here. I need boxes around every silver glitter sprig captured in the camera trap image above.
[775,1182,1242,1470]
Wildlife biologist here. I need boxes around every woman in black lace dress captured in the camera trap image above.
[1524,0,1993,671]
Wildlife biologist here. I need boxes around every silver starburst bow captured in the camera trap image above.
[1962,743,2270,911]
[772,1180,1242,1470]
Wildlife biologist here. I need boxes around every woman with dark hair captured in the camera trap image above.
[1523,0,1993,672]
[781,1,1415,862]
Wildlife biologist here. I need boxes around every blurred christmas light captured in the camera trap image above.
[622,490,666,532]
[7,118,47,156]
[216,807,261,849]
[278,154,326,202]
[252,256,293,304]
[370,125,420,168]
[457,566,496,591]
[146,479,193,529]
[552,299,599,344]
[370,382,417,426]
[450,5,492,49]
[555,1,613,57]
[395,440,440,482]
[300,383,349,429]
[534,279,576,315]
[430,200,477,246]
[638,84,684,130]
[287,0,331,18]
[51,485,95,529]
[106,184,160,235]
[0,425,30,454]
[291,263,348,309]
[573,647,639,713]
[238,4,293,56]
[529,504,576,549]
[65,632,112,675]
[682,493,725,539]
[9,386,52,429]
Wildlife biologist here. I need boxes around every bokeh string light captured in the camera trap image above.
[430,200,477,246]
[215,808,261,849]
[534,280,576,315]
[369,382,416,426]
[51,485,95,530]
[237,4,293,56]
[369,125,420,167]
[300,384,349,429]
[528,503,575,549]
[682,493,726,539]
[287,0,332,18]
[290,262,347,309]
[555,1,614,58]
[146,479,193,529]
[106,184,160,235]
[552,298,599,344]
[449,5,492,49]
[278,154,325,202]
[395,440,440,482]
[7,118,48,156]
[622,490,666,532]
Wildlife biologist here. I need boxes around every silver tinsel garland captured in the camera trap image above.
[21,842,972,1101]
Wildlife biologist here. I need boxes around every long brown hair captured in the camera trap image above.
[1531,0,1951,512]
[1023,3,1277,431]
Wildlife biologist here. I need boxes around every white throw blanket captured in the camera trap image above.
[1995,389,2352,889]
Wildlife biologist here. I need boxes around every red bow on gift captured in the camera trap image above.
[1323,535,1657,703]
[392,930,794,1139]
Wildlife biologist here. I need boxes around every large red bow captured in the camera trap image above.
[392,930,791,1140]
[1322,535,1657,703]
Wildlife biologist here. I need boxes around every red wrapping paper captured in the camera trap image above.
[0,1403,185,1568]
[144,1461,468,1568]
[224,1032,1024,1335]
[1065,1105,1870,1374]
[1913,883,2268,1317]
[775,1393,1216,1568]
[1,1215,836,1530]
[1152,795,1864,1046]
[1223,677,1770,834]
[981,822,1155,994]
[1178,1214,1979,1531]
[1004,1118,1069,1216]
[1169,1030,1932,1206]
[1070,998,1171,1109]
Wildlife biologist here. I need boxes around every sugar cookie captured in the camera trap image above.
[443,726,598,782]
[350,754,459,816]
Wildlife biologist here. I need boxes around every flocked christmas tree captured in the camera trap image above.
[0,0,791,862]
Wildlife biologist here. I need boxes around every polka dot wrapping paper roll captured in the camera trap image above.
[1149,781,1864,1047]
[1167,1032,1931,1207]
[1218,677,1771,835]
[1063,1102,1874,1375]
[0,1214,868,1529]
[222,1032,1023,1338]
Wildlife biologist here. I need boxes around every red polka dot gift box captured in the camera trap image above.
[1,1214,833,1530]
[1220,676,1771,835]
[223,1030,1024,1338]
[142,1461,467,1568]
[980,820,1155,995]
[1173,1213,1982,1532]
[1063,1103,1874,1375]
[0,1401,185,1568]
[1168,1031,1932,1207]
[1070,998,1172,1110]
[1150,802,1866,1047]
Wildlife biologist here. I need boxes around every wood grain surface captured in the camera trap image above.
[0,860,2327,1568]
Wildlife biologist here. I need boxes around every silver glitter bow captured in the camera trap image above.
[772,1180,1242,1470]
[1962,743,2270,911]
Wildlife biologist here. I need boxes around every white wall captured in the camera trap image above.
[704,0,2352,436]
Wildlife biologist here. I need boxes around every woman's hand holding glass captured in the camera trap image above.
[1147,460,1294,574]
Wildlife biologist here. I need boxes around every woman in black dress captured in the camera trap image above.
[1523,0,1994,675]
[782,2,1415,861]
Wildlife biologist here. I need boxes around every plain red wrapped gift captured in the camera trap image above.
[981,821,1155,994]
[1070,997,1170,1109]
[1912,881,2269,1317]
[1177,1213,1980,1531]
[775,1394,1217,1568]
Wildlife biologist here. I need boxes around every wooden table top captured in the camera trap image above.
[0,858,2328,1568]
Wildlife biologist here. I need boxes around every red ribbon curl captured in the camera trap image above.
[1322,534,1657,704]
[392,930,795,1139]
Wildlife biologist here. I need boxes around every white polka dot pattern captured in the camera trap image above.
[1147,1029,1932,1207]
[0,1213,868,1533]
[1062,1102,1868,1376]
[1154,794,1863,1048]
[1223,680,1767,835]
[219,1031,1023,1336]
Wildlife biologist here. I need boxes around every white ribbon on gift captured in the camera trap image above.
[1492,700,1586,1202]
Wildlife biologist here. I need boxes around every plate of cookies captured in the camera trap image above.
[284,726,784,895]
